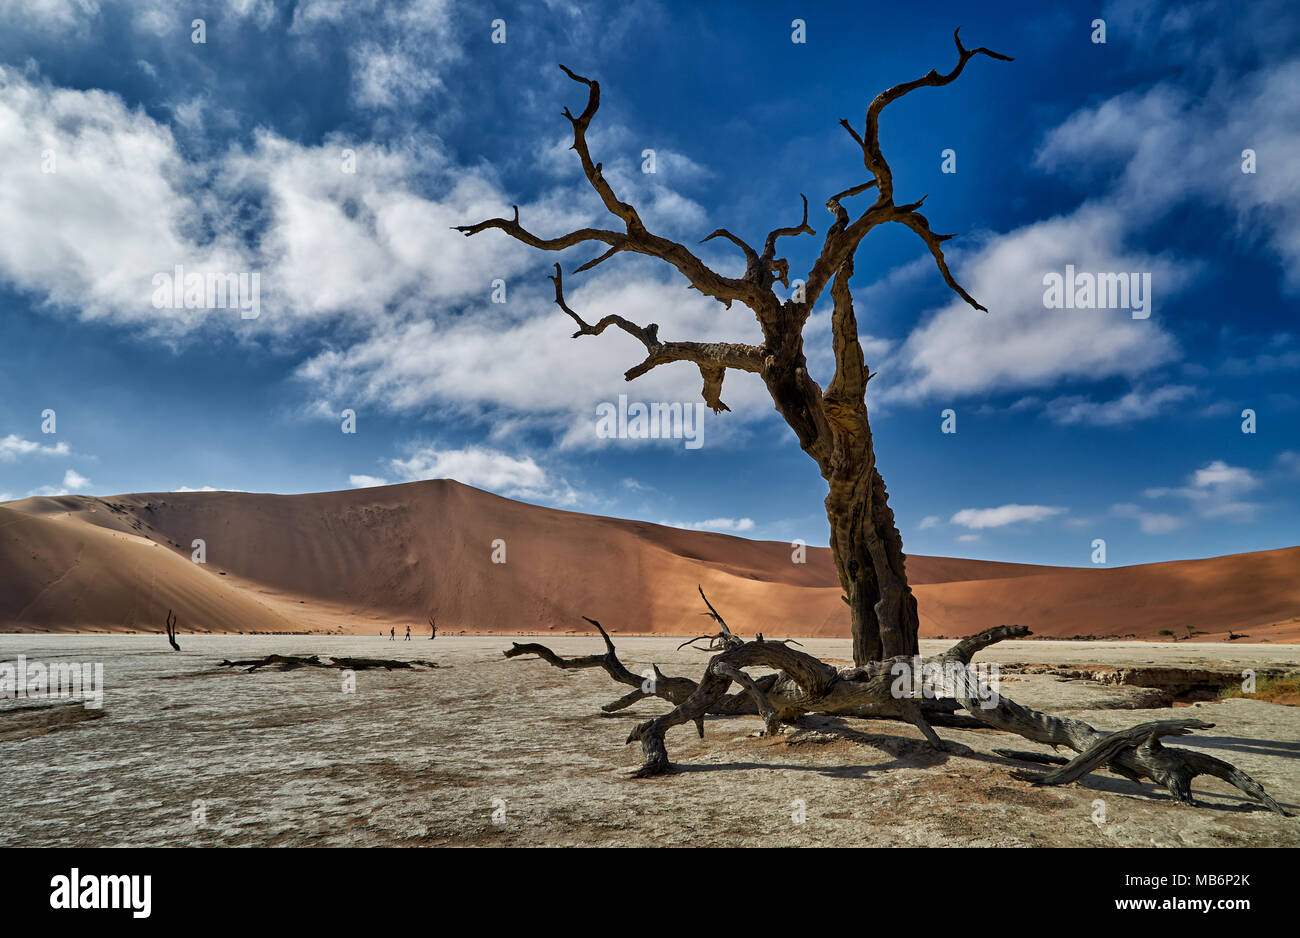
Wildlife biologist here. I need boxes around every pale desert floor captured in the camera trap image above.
[1,635,1298,847]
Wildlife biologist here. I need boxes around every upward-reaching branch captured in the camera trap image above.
[802,28,1010,315]
[854,27,1013,203]
[760,194,816,288]
[454,66,762,311]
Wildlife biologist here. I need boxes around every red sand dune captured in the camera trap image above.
[1,480,1297,642]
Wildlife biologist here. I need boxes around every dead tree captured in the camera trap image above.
[164,609,180,652]
[429,615,437,640]
[456,31,1012,666]
[506,604,1287,815]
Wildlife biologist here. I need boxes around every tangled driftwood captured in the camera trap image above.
[505,592,1287,816]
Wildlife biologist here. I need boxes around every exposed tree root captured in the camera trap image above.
[218,654,442,673]
[506,594,1290,815]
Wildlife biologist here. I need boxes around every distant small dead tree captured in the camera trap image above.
[164,609,180,651]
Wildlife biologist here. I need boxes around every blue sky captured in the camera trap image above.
[0,0,1296,567]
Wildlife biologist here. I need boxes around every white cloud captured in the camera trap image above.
[1192,460,1258,491]
[301,0,460,111]
[664,517,756,533]
[218,131,589,329]
[0,434,69,461]
[348,474,389,488]
[1044,384,1196,426]
[1220,332,1300,376]
[1112,502,1182,534]
[0,0,277,38]
[297,268,771,443]
[0,67,591,337]
[918,514,941,529]
[377,443,577,506]
[27,468,92,496]
[1145,460,1261,522]
[883,19,1300,404]
[886,206,1187,401]
[950,504,1066,530]
[0,67,252,329]
[0,59,744,452]
[1037,54,1300,289]
[0,0,101,36]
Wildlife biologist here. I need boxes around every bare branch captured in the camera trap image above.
[503,615,641,688]
[548,264,762,412]
[825,181,877,229]
[697,585,743,649]
[854,28,1013,201]
[701,228,760,265]
[456,67,764,311]
[574,243,624,273]
[164,608,180,652]
[894,210,987,312]
[759,194,816,287]
[823,257,869,406]
[800,28,1010,314]
[763,194,815,257]
[712,662,780,736]
[558,64,644,232]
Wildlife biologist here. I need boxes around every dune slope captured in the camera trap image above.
[1,481,1296,641]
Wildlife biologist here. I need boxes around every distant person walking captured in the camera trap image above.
[404,625,411,641]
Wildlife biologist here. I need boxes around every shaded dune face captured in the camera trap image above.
[1,480,1297,641]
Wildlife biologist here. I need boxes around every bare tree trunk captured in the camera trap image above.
[817,254,920,666]
[827,466,919,665]
[870,466,920,658]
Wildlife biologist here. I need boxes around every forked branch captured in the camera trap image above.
[548,264,762,412]
[455,66,761,311]
[803,27,1010,314]
[852,27,1013,202]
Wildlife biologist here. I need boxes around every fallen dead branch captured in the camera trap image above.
[506,593,1289,816]
[218,654,442,673]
